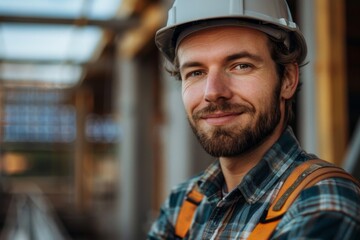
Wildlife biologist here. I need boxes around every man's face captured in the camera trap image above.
[177,26,284,157]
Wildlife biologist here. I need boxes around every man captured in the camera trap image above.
[148,0,360,239]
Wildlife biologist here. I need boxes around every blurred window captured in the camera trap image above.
[0,0,123,87]
[2,89,76,143]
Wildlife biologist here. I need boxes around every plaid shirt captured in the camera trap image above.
[148,127,360,239]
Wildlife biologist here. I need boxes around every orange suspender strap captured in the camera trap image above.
[174,159,360,239]
[248,159,360,240]
[175,186,204,238]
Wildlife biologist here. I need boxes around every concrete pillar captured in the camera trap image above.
[115,56,155,240]
[297,0,319,155]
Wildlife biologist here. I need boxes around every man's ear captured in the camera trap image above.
[281,63,299,100]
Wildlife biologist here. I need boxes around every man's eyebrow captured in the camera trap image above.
[179,51,264,71]
[225,52,264,63]
[179,61,203,72]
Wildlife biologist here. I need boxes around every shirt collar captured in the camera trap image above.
[197,160,224,201]
[197,127,305,204]
[239,127,304,203]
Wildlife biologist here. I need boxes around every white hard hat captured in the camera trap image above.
[155,0,307,64]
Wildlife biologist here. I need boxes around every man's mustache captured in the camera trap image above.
[192,102,255,120]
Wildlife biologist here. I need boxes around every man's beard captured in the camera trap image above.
[188,87,282,158]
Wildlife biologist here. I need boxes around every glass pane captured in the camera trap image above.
[0,62,83,87]
[0,0,122,19]
[0,23,102,63]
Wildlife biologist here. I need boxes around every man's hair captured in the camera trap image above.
[164,31,304,124]
[269,32,304,124]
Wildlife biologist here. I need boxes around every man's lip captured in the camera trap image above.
[201,112,241,119]
[200,112,243,125]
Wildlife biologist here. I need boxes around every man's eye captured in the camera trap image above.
[184,70,204,80]
[190,71,203,77]
[235,64,250,70]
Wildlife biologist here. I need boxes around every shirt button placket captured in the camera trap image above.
[202,200,227,239]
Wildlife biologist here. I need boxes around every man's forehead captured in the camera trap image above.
[177,26,269,62]
[177,25,268,50]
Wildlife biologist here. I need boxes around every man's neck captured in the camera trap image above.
[219,125,285,192]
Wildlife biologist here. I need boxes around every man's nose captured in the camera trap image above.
[204,70,233,102]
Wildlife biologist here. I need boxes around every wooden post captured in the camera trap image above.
[315,0,348,164]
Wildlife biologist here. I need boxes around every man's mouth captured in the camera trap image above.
[201,112,243,126]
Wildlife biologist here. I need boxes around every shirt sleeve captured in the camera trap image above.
[147,198,176,240]
[147,182,191,240]
[271,178,360,240]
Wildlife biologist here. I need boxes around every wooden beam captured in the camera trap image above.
[315,0,348,164]
[0,15,138,32]
[118,3,166,58]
